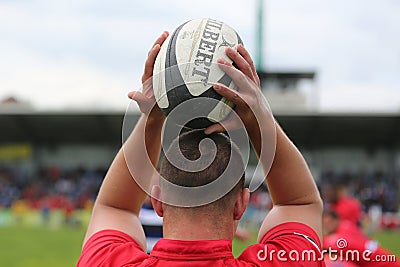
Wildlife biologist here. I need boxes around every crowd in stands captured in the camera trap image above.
[319,169,399,213]
[0,165,104,212]
[0,165,399,228]
[3,164,399,265]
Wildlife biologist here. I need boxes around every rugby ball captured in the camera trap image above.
[152,18,243,129]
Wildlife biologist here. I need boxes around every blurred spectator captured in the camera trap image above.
[0,165,398,232]
[324,178,362,225]
[323,210,400,267]
[320,169,399,230]
[0,165,103,214]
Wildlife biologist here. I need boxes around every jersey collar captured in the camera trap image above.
[150,239,234,260]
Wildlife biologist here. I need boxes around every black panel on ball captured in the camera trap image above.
[158,19,243,129]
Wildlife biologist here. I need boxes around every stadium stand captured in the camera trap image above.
[0,111,399,229]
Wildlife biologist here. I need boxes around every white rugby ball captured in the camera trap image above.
[152,18,243,129]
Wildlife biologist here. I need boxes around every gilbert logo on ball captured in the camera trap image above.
[153,18,243,129]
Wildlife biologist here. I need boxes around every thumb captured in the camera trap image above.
[127,91,135,99]
[129,91,147,102]
[204,123,225,135]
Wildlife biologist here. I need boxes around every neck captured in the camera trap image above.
[162,210,235,240]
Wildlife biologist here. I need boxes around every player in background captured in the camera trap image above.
[322,179,362,226]
[323,210,399,267]
[77,32,325,266]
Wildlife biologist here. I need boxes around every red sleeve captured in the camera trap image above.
[76,230,150,267]
[238,222,325,266]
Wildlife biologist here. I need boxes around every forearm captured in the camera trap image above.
[249,114,321,207]
[266,123,321,206]
[96,115,164,214]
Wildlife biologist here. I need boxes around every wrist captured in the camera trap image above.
[144,114,165,129]
[244,105,275,156]
[244,105,270,132]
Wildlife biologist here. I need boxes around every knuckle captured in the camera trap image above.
[232,49,240,58]
[237,74,247,84]
[247,55,254,64]
[244,64,252,75]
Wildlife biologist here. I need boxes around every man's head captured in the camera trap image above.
[322,183,338,203]
[322,178,351,204]
[322,210,340,235]
[151,130,249,232]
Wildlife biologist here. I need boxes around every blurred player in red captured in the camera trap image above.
[77,32,325,266]
[323,255,357,267]
[323,180,362,226]
[323,210,399,266]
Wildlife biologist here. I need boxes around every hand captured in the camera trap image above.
[204,45,266,134]
[128,31,169,121]
[227,44,260,88]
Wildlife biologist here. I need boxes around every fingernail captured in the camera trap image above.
[214,84,221,90]
[228,46,237,53]
[218,58,228,65]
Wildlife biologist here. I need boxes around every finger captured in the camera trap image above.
[204,112,242,134]
[204,123,225,135]
[129,91,147,103]
[142,44,161,83]
[127,91,135,99]
[217,59,253,93]
[152,31,169,49]
[213,83,246,108]
[226,47,253,81]
[237,45,260,86]
[141,31,169,83]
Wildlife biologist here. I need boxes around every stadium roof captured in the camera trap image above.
[0,111,399,148]
[258,71,316,80]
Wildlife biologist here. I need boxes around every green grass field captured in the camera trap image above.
[0,210,399,267]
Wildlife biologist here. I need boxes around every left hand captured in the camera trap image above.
[128,31,169,121]
[204,45,263,134]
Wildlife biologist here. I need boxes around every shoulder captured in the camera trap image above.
[254,221,321,253]
[337,220,365,238]
[238,222,325,266]
[77,229,149,267]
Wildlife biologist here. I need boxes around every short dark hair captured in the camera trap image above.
[159,130,245,209]
[323,209,339,220]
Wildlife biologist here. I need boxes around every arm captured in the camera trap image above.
[257,122,323,241]
[206,46,323,241]
[82,32,169,250]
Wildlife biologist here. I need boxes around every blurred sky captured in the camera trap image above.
[0,0,399,112]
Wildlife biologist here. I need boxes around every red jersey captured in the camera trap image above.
[323,220,400,267]
[323,254,358,267]
[77,222,325,266]
[332,197,361,225]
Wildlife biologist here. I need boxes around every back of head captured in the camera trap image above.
[159,130,245,214]
[322,210,340,235]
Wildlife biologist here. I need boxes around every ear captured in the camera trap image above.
[234,188,250,220]
[151,185,164,217]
